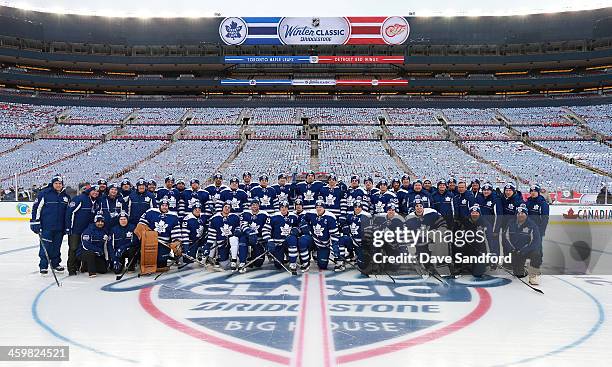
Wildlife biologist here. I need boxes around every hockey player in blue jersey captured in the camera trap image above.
[146,179,157,195]
[250,175,278,214]
[364,176,379,198]
[505,204,542,285]
[124,179,155,226]
[338,200,372,270]
[236,198,270,271]
[423,179,435,195]
[79,214,109,278]
[477,182,503,256]
[294,170,324,210]
[297,199,340,272]
[65,185,100,275]
[217,177,249,214]
[99,183,123,229]
[500,182,525,233]
[175,178,189,220]
[155,175,180,212]
[456,205,494,277]
[470,179,483,201]
[407,180,433,210]
[404,199,447,272]
[31,174,70,275]
[293,198,306,223]
[319,174,347,222]
[264,201,300,274]
[447,178,458,197]
[526,184,550,241]
[370,179,397,215]
[272,173,294,207]
[205,173,228,206]
[109,212,137,274]
[239,172,258,195]
[345,175,370,213]
[400,175,413,193]
[181,202,208,264]
[119,178,133,199]
[204,201,241,269]
[432,180,455,227]
[139,197,183,270]
[184,179,212,217]
[453,181,476,226]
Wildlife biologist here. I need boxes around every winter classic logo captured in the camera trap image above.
[219,17,248,45]
[278,17,350,45]
[106,270,510,364]
[16,202,31,216]
[381,16,410,45]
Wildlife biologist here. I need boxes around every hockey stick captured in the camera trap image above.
[116,247,140,281]
[498,238,544,295]
[38,233,60,287]
[227,250,269,277]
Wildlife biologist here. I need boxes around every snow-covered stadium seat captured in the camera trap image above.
[0,138,28,154]
[452,126,511,140]
[120,125,179,138]
[250,125,303,139]
[303,108,382,125]
[537,141,612,173]
[388,125,447,139]
[319,125,378,139]
[16,140,166,187]
[250,108,298,124]
[224,140,310,179]
[516,125,584,140]
[499,107,567,125]
[181,125,241,139]
[190,108,242,124]
[463,141,608,191]
[122,140,239,182]
[0,139,97,182]
[0,102,62,135]
[385,108,439,125]
[571,104,612,137]
[442,108,498,125]
[133,108,186,124]
[68,106,133,124]
[319,140,402,181]
[43,124,116,138]
[391,140,515,185]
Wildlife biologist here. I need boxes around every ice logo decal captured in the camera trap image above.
[16,203,31,216]
[103,270,510,364]
[381,16,410,45]
[219,17,248,45]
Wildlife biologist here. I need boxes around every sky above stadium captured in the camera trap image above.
[1,0,611,17]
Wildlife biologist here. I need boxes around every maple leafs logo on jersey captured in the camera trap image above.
[189,198,199,208]
[304,190,314,201]
[350,222,360,235]
[225,20,243,40]
[278,192,288,202]
[346,196,355,207]
[313,223,325,237]
[231,197,240,209]
[487,201,492,206]
[375,201,385,213]
[260,195,271,206]
[155,220,168,234]
[325,194,336,206]
[220,224,233,237]
[280,223,292,236]
[249,221,259,232]
[196,225,204,238]
[168,197,177,207]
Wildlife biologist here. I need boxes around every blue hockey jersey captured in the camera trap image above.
[526,195,550,236]
[294,180,324,210]
[370,190,397,214]
[217,188,249,214]
[264,212,300,244]
[249,185,278,214]
[345,186,370,213]
[31,187,70,232]
[155,187,180,212]
[65,190,99,235]
[110,223,136,260]
[272,183,294,206]
[99,194,124,229]
[300,210,339,246]
[343,211,372,247]
[139,208,182,245]
[80,223,109,257]
[207,212,241,243]
[124,190,155,225]
[240,210,270,239]
[319,184,347,220]
[181,212,207,246]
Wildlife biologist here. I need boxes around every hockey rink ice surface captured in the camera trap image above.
[1,222,611,367]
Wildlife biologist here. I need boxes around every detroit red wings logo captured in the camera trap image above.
[385,23,407,38]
